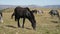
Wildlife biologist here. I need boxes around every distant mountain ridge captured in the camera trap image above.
[43,5,60,9]
[0,5,17,10]
[0,5,60,10]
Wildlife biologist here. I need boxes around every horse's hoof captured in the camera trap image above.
[33,28,36,31]
[22,27,24,28]
[33,29,36,31]
[18,26,21,28]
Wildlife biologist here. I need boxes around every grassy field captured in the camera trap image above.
[0,8,60,34]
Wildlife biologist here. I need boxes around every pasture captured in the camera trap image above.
[0,8,60,34]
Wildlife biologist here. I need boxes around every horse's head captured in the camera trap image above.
[28,11,36,30]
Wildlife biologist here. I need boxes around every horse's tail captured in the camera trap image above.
[11,12,15,19]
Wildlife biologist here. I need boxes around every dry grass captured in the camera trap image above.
[0,8,60,34]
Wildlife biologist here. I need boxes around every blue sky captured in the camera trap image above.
[0,0,60,6]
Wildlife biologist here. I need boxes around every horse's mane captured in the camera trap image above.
[24,7,30,11]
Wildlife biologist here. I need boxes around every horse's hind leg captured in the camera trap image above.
[22,18,25,28]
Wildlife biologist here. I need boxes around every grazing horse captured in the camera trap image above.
[49,10,60,19]
[11,6,36,30]
[0,10,3,23]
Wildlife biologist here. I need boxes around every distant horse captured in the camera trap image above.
[49,10,60,19]
[0,10,3,23]
[31,10,37,14]
[37,10,43,14]
[11,6,36,30]
[31,10,43,15]
[37,10,43,16]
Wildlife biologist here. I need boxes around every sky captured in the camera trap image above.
[0,0,60,6]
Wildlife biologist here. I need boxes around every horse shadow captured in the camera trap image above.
[5,25,32,30]
[51,21,58,23]
[25,27,32,30]
[5,25,16,28]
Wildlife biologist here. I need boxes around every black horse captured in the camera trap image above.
[49,10,60,19]
[11,6,36,30]
[0,10,3,23]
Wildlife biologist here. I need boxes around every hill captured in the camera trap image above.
[43,5,60,9]
[0,5,60,10]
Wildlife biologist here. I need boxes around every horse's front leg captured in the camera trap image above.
[22,18,25,28]
[17,18,21,27]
